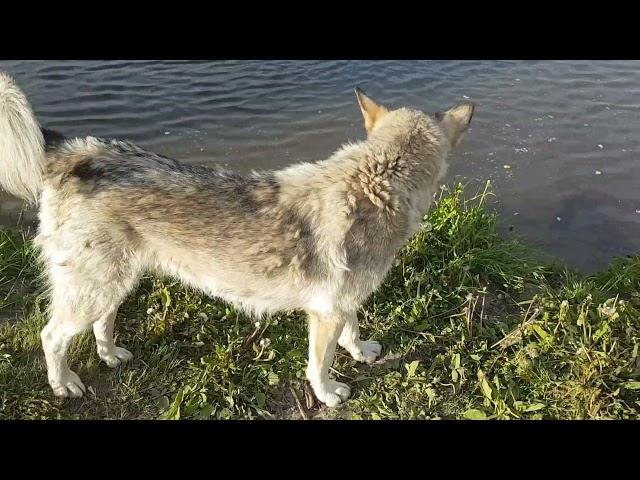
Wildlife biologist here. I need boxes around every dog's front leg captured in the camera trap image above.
[306,311,350,407]
[338,312,382,364]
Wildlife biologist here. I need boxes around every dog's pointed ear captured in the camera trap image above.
[355,87,389,133]
[436,102,475,147]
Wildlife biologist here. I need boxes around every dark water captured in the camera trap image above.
[1,60,639,272]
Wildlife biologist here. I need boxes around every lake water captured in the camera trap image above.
[1,60,639,272]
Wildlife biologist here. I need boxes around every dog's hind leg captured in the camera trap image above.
[306,310,351,407]
[93,307,133,368]
[40,240,140,398]
[338,312,382,364]
[40,304,89,398]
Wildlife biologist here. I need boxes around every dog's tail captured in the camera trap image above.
[0,73,45,204]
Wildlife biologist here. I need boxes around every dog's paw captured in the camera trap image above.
[99,346,133,368]
[313,380,351,408]
[50,369,86,398]
[348,339,382,364]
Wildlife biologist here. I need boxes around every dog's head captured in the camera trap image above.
[354,87,475,149]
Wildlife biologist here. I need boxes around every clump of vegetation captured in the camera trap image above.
[0,183,638,419]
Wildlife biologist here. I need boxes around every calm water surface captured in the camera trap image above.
[1,60,639,272]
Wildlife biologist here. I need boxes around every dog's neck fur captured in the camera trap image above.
[277,108,449,219]
[274,109,450,282]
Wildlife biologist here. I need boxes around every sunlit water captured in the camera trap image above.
[1,60,639,272]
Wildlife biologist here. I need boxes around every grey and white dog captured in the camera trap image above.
[0,73,474,407]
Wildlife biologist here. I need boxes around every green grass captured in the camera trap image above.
[0,182,638,419]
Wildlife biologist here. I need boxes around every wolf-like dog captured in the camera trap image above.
[0,72,474,407]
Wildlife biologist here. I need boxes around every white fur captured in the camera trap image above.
[338,313,382,363]
[0,73,45,204]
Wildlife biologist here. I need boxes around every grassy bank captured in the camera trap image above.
[0,183,638,420]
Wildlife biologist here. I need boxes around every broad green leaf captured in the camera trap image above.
[531,324,551,342]
[160,287,171,309]
[406,360,420,378]
[268,372,280,385]
[415,321,430,331]
[452,353,461,369]
[478,370,493,400]
[463,409,487,420]
[197,403,214,419]
[159,388,184,420]
[523,402,546,412]
[622,381,640,390]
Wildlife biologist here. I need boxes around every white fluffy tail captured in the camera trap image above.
[0,73,45,204]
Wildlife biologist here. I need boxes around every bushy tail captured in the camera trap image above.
[0,73,45,204]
